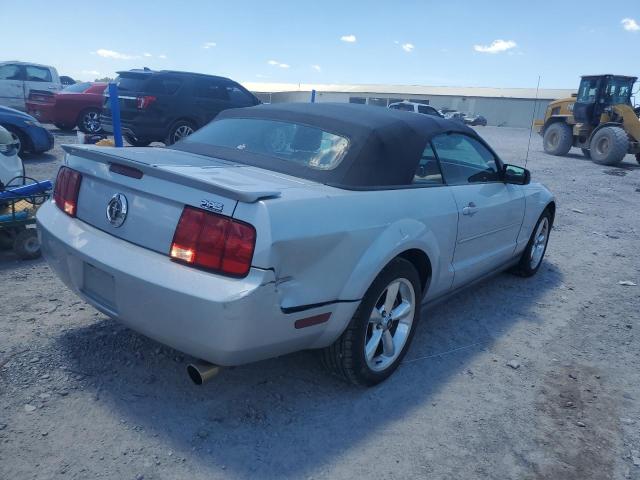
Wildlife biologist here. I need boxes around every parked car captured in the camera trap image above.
[0,61,62,111]
[101,69,260,146]
[389,101,443,117]
[464,114,488,126]
[0,106,53,156]
[38,103,554,386]
[0,125,23,187]
[26,82,107,133]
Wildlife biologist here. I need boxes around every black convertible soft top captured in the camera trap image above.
[171,102,478,189]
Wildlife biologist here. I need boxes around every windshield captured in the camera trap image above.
[62,82,91,93]
[180,118,350,171]
[577,77,600,103]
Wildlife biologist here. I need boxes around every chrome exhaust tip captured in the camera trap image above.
[187,361,221,385]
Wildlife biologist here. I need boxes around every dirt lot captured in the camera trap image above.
[1,126,639,480]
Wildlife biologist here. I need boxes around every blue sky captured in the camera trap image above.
[1,0,639,89]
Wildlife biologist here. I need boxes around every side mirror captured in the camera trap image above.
[503,164,530,185]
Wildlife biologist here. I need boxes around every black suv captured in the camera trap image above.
[101,69,260,146]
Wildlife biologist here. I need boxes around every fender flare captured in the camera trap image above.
[337,218,441,301]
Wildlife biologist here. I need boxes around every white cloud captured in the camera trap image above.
[202,42,217,49]
[143,52,152,57]
[340,34,356,43]
[94,48,137,60]
[622,18,640,31]
[158,54,167,59]
[267,60,289,68]
[311,64,321,72]
[402,43,414,52]
[473,39,517,54]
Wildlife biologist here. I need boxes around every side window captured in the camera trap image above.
[418,105,437,116]
[146,77,183,95]
[225,83,255,105]
[25,66,52,82]
[413,143,443,185]
[194,78,229,101]
[431,133,499,185]
[0,64,23,81]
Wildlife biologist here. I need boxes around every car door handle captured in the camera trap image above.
[462,202,478,216]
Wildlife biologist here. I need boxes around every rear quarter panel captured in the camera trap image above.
[233,185,459,310]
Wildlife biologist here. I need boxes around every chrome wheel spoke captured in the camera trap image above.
[383,281,400,314]
[382,330,395,357]
[391,300,411,321]
[366,329,383,361]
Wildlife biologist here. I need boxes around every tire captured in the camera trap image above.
[543,122,573,156]
[13,228,41,260]
[512,210,552,277]
[165,120,195,146]
[123,135,151,147]
[581,148,591,159]
[3,125,28,156]
[321,257,422,386]
[54,123,75,132]
[77,108,102,134]
[590,126,628,165]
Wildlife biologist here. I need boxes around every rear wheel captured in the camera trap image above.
[321,258,422,386]
[123,135,151,147]
[13,228,40,260]
[165,120,195,145]
[590,126,628,165]
[77,108,102,134]
[543,122,573,156]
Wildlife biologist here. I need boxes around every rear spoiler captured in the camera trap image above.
[62,145,281,203]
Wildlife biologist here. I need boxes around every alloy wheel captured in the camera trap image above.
[530,217,549,269]
[364,278,415,372]
[83,111,101,133]
[172,125,194,143]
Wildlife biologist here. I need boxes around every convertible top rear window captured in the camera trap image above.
[181,118,349,171]
[170,103,478,189]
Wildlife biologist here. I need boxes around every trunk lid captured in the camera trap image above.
[63,145,301,255]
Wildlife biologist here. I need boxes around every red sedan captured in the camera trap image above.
[26,82,106,133]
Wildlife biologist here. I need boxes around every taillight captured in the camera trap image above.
[170,206,256,277]
[136,95,157,109]
[53,167,82,217]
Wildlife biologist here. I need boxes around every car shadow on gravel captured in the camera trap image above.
[55,261,563,478]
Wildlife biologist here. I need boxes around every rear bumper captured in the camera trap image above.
[37,202,356,365]
[26,102,58,124]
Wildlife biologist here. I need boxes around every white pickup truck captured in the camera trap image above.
[0,61,62,111]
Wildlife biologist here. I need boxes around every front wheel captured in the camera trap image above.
[321,257,422,386]
[543,122,573,156]
[512,210,552,277]
[590,126,628,165]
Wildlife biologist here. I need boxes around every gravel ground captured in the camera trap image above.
[1,126,639,480]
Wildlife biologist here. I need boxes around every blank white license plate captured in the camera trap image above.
[82,262,116,312]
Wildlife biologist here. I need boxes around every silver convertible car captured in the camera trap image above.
[38,103,555,386]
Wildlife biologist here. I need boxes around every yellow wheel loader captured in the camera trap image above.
[536,75,640,165]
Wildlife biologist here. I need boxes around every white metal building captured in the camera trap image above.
[243,82,576,128]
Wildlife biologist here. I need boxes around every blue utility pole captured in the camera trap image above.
[108,83,123,147]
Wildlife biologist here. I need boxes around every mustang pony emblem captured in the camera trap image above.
[106,193,128,227]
